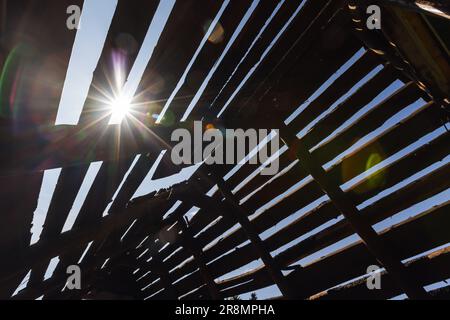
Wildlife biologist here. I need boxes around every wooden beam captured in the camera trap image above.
[0,123,179,175]
[178,217,221,300]
[0,182,196,289]
[279,125,430,299]
[212,174,294,299]
[376,0,450,19]
[312,245,450,300]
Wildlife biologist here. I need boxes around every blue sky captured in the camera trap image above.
[14,0,450,300]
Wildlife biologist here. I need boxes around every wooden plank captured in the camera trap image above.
[0,181,194,291]
[324,101,443,185]
[287,51,386,133]
[77,0,159,127]
[280,124,429,298]
[42,158,138,297]
[220,202,450,297]
[275,164,450,268]
[133,160,259,283]
[0,0,83,124]
[314,246,450,300]
[0,123,176,175]
[187,0,289,119]
[168,159,450,296]
[0,0,80,298]
[220,3,360,123]
[145,103,447,293]
[229,81,424,204]
[285,202,450,298]
[156,1,256,122]
[0,173,43,298]
[376,0,450,19]
[299,65,398,148]
[310,81,424,161]
[130,0,224,120]
[28,165,89,288]
[177,218,221,299]
[213,175,294,298]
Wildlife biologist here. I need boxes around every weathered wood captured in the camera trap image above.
[0,173,43,298]
[280,124,430,299]
[0,123,174,175]
[313,245,450,300]
[178,218,221,300]
[77,0,160,127]
[0,182,196,288]
[220,202,450,297]
[377,0,450,19]
[287,51,387,133]
[28,165,89,288]
[214,175,294,298]
[188,0,295,119]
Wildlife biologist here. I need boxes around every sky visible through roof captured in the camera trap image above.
[19,0,450,300]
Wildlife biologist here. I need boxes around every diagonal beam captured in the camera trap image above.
[178,217,221,300]
[213,175,295,299]
[376,0,450,19]
[278,125,430,300]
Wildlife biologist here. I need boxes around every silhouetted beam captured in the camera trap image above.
[79,154,158,282]
[0,0,83,125]
[0,172,43,298]
[0,123,184,175]
[213,175,294,299]
[279,125,430,300]
[218,200,450,298]
[27,166,89,289]
[0,182,195,290]
[45,157,135,297]
[377,0,450,19]
[77,0,160,127]
[312,245,450,300]
[142,252,178,300]
[178,218,221,300]
[178,217,220,300]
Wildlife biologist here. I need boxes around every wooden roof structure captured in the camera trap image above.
[0,0,449,300]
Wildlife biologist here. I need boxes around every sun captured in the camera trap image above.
[109,95,132,124]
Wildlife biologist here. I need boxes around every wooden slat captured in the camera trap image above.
[77,0,159,127]
[0,0,83,125]
[0,173,43,298]
[314,245,450,300]
[325,101,443,184]
[287,51,386,133]
[208,160,450,294]
[28,165,89,288]
[310,81,424,160]
[43,158,136,297]
[286,202,450,298]
[281,122,430,299]
[131,0,225,119]
[0,123,176,175]
[220,202,450,297]
[188,0,292,119]
[0,181,196,294]
[142,102,446,294]
[220,2,360,123]
[0,0,81,298]
[299,65,398,148]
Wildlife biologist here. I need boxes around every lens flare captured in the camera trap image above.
[109,95,132,124]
